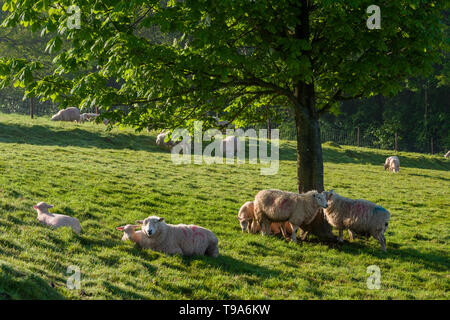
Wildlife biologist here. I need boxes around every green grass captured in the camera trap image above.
[0,113,449,300]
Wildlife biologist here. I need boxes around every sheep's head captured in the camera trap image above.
[322,190,336,202]
[33,202,54,211]
[116,224,139,241]
[137,216,165,238]
[313,192,328,208]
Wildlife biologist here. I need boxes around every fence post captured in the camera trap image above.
[431,137,434,154]
[30,98,34,119]
[394,132,398,151]
[357,127,360,147]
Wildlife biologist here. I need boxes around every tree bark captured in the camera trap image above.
[293,83,324,193]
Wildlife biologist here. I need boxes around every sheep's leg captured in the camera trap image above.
[299,229,309,241]
[348,230,355,241]
[280,223,287,239]
[338,229,344,243]
[259,221,266,236]
[291,225,298,242]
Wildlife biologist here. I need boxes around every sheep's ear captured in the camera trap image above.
[33,205,38,209]
[135,220,143,224]
[48,204,54,208]
[116,226,124,231]
[158,217,165,222]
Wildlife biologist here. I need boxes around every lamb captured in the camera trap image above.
[116,224,143,244]
[78,113,99,123]
[253,189,328,242]
[384,156,400,172]
[445,151,450,159]
[136,216,219,257]
[322,190,390,251]
[51,107,81,122]
[237,201,293,238]
[220,136,240,157]
[33,202,81,234]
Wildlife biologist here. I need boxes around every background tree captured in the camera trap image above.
[0,0,447,190]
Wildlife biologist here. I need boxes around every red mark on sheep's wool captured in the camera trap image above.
[181,227,188,239]
[191,226,205,240]
[279,198,292,211]
[352,203,368,214]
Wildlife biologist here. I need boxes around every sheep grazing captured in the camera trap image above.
[253,189,328,242]
[384,156,400,172]
[156,131,175,149]
[323,190,390,251]
[445,151,450,159]
[220,136,240,157]
[116,224,143,244]
[237,201,293,238]
[51,107,81,122]
[78,113,99,123]
[136,216,219,257]
[33,202,81,234]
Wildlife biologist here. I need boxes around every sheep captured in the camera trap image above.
[78,113,99,123]
[33,202,81,234]
[253,189,328,242]
[116,224,143,244]
[136,216,219,257]
[220,136,240,157]
[384,156,400,172]
[51,107,81,122]
[445,151,450,159]
[322,190,390,251]
[237,201,293,238]
[156,131,175,149]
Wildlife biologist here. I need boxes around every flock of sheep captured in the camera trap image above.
[42,106,449,256]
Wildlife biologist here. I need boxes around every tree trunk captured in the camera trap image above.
[292,83,335,242]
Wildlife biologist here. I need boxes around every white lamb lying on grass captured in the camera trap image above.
[33,202,81,234]
[136,216,219,257]
[116,224,143,243]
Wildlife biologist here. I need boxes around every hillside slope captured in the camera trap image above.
[0,113,449,299]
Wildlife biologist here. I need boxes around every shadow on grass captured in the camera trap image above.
[337,240,449,272]
[278,143,450,171]
[0,122,163,153]
[0,263,65,300]
[180,254,281,278]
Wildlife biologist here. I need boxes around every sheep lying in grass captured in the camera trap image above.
[116,225,143,243]
[254,189,328,242]
[445,151,450,159]
[323,190,390,251]
[33,202,81,234]
[237,201,293,238]
[136,216,219,257]
[51,107,81,122]
[384,156,400,172]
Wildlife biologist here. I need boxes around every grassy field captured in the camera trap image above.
[0,112,448,300]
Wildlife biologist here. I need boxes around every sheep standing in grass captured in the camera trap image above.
[33,202,81,234]
[384,156,400,172]
[116,225,143,244]
[156,131,175,149]
[136,216,219,257]
[253,189,328,242]
[51,107,81,122]
[323,190,390,251]
[78,113,99,123]
[237,201,293,238]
